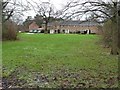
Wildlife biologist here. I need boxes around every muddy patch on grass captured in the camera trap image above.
[2,66,28,89]
[2,67,118,88]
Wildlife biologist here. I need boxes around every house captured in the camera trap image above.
[29,21,44,33]
[29,20,101,34]
[45,20,101,34]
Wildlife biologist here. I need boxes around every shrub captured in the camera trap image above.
[2,21,18,40]
[102,20,113,48]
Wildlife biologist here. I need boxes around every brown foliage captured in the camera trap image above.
[2,21,18,40]
[102,20,113,48]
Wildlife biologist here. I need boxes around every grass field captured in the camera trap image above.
[2,34,118,88]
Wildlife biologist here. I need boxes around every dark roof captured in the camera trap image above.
[48,20,99,26]
[60,20,99,26]
[60,20,80,25]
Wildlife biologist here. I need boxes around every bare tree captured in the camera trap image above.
[62,0,120,55]
[28,0,55,33]
[38,2,55,33]
[2,0,31,23]
[2,1,13,22]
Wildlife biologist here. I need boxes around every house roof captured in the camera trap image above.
[60,20,99,26]
[48,20,99,26]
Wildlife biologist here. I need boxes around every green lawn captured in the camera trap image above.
[2,34,118,88]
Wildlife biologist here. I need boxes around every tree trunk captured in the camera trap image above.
[118,16,120,54]
[111,21,119,55]
[44,22,48,34]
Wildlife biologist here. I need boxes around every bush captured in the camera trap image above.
[2,21,18,40]
[102,20,113,48]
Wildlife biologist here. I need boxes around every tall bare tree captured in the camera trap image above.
[36,2,55,33]
[2,0,32,23]
[28,0,55,33]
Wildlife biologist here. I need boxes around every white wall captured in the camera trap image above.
[65,30,69,34]
[50,30,54,34]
